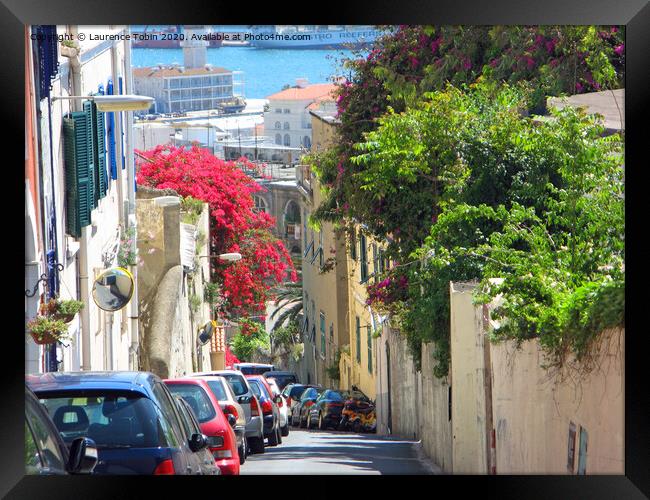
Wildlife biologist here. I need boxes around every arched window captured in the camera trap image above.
[275,121,281,129]
[275,134,282,145]
[284,122,290,130]
[284,134,291,146]
[253,196,268,213]
[303,136,311,148]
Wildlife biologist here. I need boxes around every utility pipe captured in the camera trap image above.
[69,26,92,371]
[124,31,140,370]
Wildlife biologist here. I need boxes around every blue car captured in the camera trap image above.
[27,371,213,475]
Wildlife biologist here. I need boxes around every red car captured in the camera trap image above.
[245,375,283,447]
[164,378,240,475]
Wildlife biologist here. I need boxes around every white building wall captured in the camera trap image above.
[265,98,313,148]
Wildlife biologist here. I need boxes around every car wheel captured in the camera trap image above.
[281,422,290,437]
[277,426,283,444]
[305,413,311,429]
[318,412,326,430]
[248,436,265,454]
[239,439,246,465]
[353,420,362,433]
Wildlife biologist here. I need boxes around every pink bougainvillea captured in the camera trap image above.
[136,144,297,317]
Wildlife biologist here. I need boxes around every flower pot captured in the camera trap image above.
[29,331,59,345]
[54,313,76,323]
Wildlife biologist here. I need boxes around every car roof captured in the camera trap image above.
[26,371,159,397]
[194,370,244,377]
[263,371,296,376]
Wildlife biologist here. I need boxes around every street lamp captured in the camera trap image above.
[52,94,154,112]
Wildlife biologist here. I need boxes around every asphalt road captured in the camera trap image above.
[240,427,437,475]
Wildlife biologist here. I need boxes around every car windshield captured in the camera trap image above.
[289,385,308,399]
[248,380,270,400]
[238,365,274,375]
[267,374,296,389]
[205,380,228,401]
[220,374,248,396]
[165,384,216,424]
[38,391,171,448]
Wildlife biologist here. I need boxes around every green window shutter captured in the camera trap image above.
[320,312,326,355]
[355,316,361,363]
[360,234,368,283]
[82,101,96,211]
[367,325,372,373]
[63,110,93,237]
[87,100,107,204]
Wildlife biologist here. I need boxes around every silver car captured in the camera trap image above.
[196,375,248,464]
[192,370,265,454]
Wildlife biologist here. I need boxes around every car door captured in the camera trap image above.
[175,396,219,475]
[25,392,69,475]
[172,396,205,475]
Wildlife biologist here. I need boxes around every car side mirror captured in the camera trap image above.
[227,414,237,428]
[274,395,283,404]
[67,437,98,474]
[189,433,208,452]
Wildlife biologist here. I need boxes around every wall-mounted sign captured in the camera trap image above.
[92,267,134,312]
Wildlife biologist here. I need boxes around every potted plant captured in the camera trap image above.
[27,316,70,345]
[40,298,85,323]
[59,39,80,58]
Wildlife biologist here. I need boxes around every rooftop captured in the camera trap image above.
[133,65,231,78]
[266,83,337,101]
[547,88,624,132]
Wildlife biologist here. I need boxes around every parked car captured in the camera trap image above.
[196,375,248,465]
[28,371,205,474]
[24,384,98,475]
[172,395,221,475]
[283,384,322,424]
[307,389,348,430]
[234,362,275,375]
[263,370,298,391]
[192,370,266,455]
[245,375,282,446]
[164,378,240,475]
[264,378,289,437]
[290,386,325,428]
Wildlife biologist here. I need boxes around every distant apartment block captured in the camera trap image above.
[264,79,337,150]
[133,64,235,114]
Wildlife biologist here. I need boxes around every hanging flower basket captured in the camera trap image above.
[40,298,84,323]
[27,316,70,345]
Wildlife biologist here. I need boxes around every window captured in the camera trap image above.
[350,230,357,260]
[220,374,248,396]
[275,121,281,129]
[284,122,290,130]
[372,244,378,283]
[303,136,311,148]
[253,196,268,213]
[275,108,282,113]
[367,325,373,373]
[284,134,291,147]
[360,234,368,282]
[25,398,66,473]
[283,108,290,114]
[206,380,228,401]
[318,230,323,267]
[320,311,326,356]
[166,384,217,424]
[275,133,282,145]
[355,316,361,363]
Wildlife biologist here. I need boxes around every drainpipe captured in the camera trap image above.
[68,26,92,371]
[124,32,140,370]
[104,311,114,369]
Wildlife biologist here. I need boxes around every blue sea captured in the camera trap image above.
[131,37,365,99]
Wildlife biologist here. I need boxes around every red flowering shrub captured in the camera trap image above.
[224,344,240,368]
[136,144,297,317]
[365,273,409,315]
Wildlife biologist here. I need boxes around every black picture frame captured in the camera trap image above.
[6,0,648,498]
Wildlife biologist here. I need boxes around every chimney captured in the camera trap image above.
[296,78,309,88]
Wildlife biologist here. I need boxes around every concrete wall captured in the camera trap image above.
[449,280,624,474]
[449,281,490,474]
[137,195,212,378]
[374,325,453,472]
[490,327,624,474]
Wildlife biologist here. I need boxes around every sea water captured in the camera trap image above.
[131,45,366,99]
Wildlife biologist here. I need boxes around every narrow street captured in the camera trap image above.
[242,429,437,475]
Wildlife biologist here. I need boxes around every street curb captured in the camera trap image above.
[411,440,446,475]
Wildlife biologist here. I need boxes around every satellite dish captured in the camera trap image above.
[197,321,214,346]
[92,267,134,312]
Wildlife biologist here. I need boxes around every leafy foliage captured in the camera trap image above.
[230,318,270,361]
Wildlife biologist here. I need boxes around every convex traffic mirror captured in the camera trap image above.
[197,321,215,346]
[92,267,134,312]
